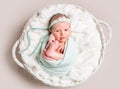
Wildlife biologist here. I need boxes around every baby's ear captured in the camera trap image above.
[49,29,52,33]
[49,28,52,33]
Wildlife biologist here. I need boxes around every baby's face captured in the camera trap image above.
[51,22,71,43]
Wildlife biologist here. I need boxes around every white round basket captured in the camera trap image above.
[12,4,112,87]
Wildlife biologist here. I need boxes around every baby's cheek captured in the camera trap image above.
[66,32,71,38]
[53,33,60,40]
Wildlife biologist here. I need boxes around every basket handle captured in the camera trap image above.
[12,40,25,69]
[98,19,112,45]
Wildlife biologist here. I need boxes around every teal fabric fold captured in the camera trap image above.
[19,26,48,55]
[19,27,79,76]
[37,36,79,76]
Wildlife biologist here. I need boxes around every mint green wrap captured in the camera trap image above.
[37,36,79,76]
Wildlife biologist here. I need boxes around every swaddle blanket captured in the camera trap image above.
[37,36,79,76]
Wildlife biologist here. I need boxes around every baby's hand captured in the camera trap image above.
[49,34,58,45]
[49,34,55,43]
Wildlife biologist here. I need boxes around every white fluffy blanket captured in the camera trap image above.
[13,4,109,87]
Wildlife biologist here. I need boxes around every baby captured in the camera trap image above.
[38,13,78,76]
[42,13,71,60]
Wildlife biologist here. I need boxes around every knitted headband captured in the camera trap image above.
[48,16,70,29]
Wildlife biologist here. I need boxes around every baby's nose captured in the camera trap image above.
[61,31,64,36]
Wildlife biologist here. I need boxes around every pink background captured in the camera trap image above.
[0,0,119,89]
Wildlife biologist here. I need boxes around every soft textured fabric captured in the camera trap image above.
[37,36,79,76]
[16,4,110,87]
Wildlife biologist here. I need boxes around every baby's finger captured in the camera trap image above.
[49,34,55,43]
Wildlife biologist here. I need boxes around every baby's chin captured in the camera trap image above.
[58,39,67,43]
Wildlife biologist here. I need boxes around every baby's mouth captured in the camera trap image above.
[60,37,66,40]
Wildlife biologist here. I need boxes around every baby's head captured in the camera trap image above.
[48,13,71,43]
